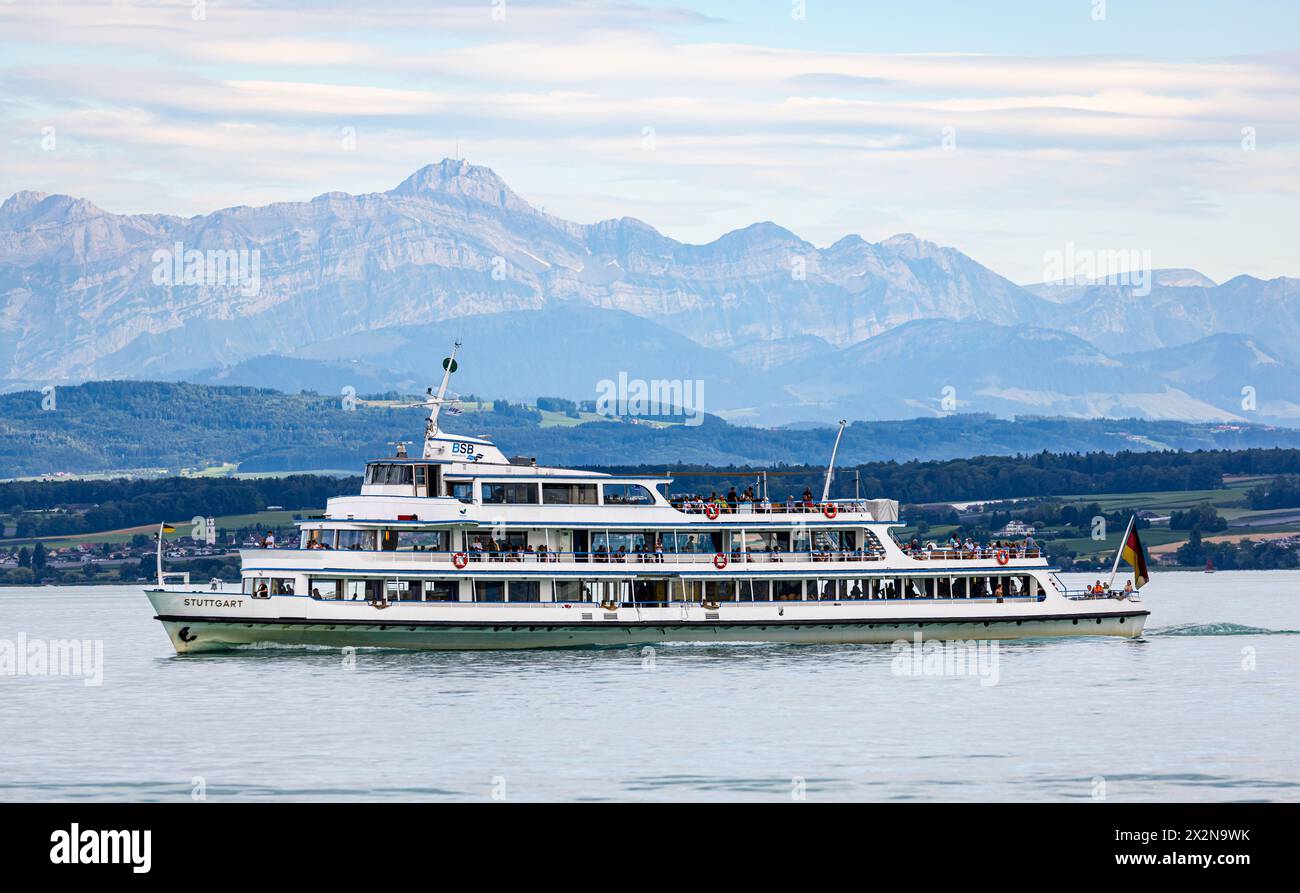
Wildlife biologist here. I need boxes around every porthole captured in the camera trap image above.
[1072,619,1078,625]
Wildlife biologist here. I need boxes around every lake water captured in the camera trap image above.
[1,572,1297,802]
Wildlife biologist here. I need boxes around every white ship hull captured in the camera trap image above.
[148,588,1148,652]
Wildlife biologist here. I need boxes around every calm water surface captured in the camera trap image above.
[1,571,1297,802]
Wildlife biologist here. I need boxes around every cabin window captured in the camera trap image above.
[301,529,334,549]
[309,578,343,600]
[669,531,724,554]
[466,531,527,556]
[603,483,654,505]
[542,483,598,505]
[743,531,789,555]
[554,580,592,602]
[395,530,449,551]
[704,580,735,602]
[742,580,771,602]
[243,576,270,597]
[337,529,378,551]
[476,581,505,603]
[449,481,473,502]
[270,577,296,596]
[483,482,540,505]
[775,580,802,601]
[425,581,458,602]
[388,580,423,602]
[342,580,381,601]
[508,581,541,603]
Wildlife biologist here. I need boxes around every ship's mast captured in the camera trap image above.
[820,419,848,503]
[423,341,461,457]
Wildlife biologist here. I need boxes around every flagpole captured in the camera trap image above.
[1108,514,1133,590]
[156,522,165,587]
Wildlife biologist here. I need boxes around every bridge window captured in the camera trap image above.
[366,464,414,486]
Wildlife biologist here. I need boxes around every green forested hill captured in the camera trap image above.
[5,380,1300,478]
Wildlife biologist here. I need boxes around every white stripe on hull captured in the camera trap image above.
[159,613,1146,653]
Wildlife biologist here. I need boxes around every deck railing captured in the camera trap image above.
[902,548,1042,561]
[670,500,878,516]
[280,548,889,565]
[262,546,1043,566]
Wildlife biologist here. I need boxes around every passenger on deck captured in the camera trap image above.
[802,487,814,508]
[727,487,739,512]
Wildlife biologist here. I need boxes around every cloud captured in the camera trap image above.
[1,0,1297,284]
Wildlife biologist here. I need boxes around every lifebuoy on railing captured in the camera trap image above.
[704,503,720,520]
[713,552,728,570]
[452,552,469,569]
[996,550,1010,566]
[822,503,839,519]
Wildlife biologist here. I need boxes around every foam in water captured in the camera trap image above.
[1148,622,1300,637]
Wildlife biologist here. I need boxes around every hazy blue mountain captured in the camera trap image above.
[2,159,1298,427]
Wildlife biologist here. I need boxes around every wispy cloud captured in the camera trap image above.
[1,0,1297,282]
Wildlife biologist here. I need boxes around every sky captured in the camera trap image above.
[1,0,1297,284]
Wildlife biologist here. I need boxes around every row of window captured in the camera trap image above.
[301,527,881,554]
[481,481,656,506]
[242,574,1037,604]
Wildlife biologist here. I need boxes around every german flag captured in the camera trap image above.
[161,523,176,533]
[1117,516,1150,589]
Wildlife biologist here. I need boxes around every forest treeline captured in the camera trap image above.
[2,476,360,539]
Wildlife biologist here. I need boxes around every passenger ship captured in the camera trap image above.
[147,348,1149,653]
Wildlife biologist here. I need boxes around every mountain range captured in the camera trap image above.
[2,158,1298,426]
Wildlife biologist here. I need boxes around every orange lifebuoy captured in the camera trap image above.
[996,550,1010,566]
[713,552,728,570]
[822,503,839,519]
[452,552,469,569]
[704,503,720,520]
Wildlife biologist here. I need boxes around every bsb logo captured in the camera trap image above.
[450,441,481,461]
